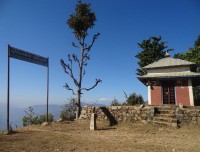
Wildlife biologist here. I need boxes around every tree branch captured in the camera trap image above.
[81,79,102,91]
[60,57,79,87]
[72,53,81,67]
[123,91,128,100]
[85,33,100,52]
[63,83,76,95]
[83,53,90,65]
[82,69,86,78]
[72,42,80,49]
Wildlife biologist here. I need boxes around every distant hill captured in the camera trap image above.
[0,102,106,130]
[0,104,63,130]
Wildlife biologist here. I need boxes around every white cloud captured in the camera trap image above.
[82,97,112,106]
[97,98,112,102]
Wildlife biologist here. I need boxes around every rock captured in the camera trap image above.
[111,106,117,110]
[81,109,86,114]
[141,120,147,124]
[3,130,14,135]
[117,106,122,110]
[140,104,145,108]
[3,131,10,135]
[79,115,87,119]
[42,122,49,126]
[57,119,63,122]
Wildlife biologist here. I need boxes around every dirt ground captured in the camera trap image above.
[1,120,200,152]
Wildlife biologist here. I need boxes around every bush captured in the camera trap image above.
[22,106,54,127]
[110,98,121,106]
[60,98,76,121]
[123,92,144,106]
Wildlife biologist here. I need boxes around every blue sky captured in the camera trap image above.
[0,0,200,108]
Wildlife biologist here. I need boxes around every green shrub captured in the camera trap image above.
[110,98,121,106]
[22,106,54,126]
[60,98,76,121]
[123,92,144,106]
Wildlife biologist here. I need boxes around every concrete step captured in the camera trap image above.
[153,117,177,123]
[153,121,177,127]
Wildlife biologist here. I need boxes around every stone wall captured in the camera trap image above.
[80,106,200,126]
[80,106,155,125]
[176,107,200,125]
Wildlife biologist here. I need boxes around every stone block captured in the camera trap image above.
[81,109,86,115]
[90,113,97,131]
[79,115,87,119]
[141,120,147,124]
[192,117,197,121]
[111,106,118,110]
[117,106,122,110]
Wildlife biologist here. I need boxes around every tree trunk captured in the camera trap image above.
[76,89,81,119]
[76,42,84,119]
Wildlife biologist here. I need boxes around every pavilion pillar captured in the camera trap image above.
[148,85,151,105]
[188,78,194,106]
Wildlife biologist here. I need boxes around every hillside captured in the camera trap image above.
[0,103,106,130]
[0,104,63,130]
[1,120,200,152]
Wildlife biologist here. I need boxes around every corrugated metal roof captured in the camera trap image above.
[138,72,200,79]
[143,57,195,69]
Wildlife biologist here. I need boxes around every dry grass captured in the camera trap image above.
[1,120,200,152]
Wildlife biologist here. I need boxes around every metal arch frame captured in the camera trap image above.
[7,45,49,131]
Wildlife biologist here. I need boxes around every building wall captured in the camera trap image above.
[175,79,190,106]
[151,86,162,105]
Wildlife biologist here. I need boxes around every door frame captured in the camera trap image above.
[161,80,176,105]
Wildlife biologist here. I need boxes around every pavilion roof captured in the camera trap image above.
[138,71,200,79]
[143,57,195,69]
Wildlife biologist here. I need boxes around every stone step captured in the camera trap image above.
[156,109,175,114]
[153,117,177,123]
[153,120,177,127]
[155,114,176,118]
[155,106,176,109]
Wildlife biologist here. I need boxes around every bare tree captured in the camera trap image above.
[60,1,101,118]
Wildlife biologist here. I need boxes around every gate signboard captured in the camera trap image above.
[9,45,48,67]
[7,45,49,131]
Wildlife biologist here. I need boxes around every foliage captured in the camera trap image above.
[174,34,200,104]
[174,47,200,66]
[22,106,54,127]
[110,98,121,106]
[135,36,174,75]
[194,35,200,48]
[123,92,144,106]
[67,0,96,40]
[60,0,101,118]
[60,98,77,121]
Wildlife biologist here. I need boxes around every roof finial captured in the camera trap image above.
[165,51,170,58]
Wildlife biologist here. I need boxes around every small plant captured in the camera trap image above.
[60,98,77,121]
[22,106,54,126]
[110,98,121,106]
